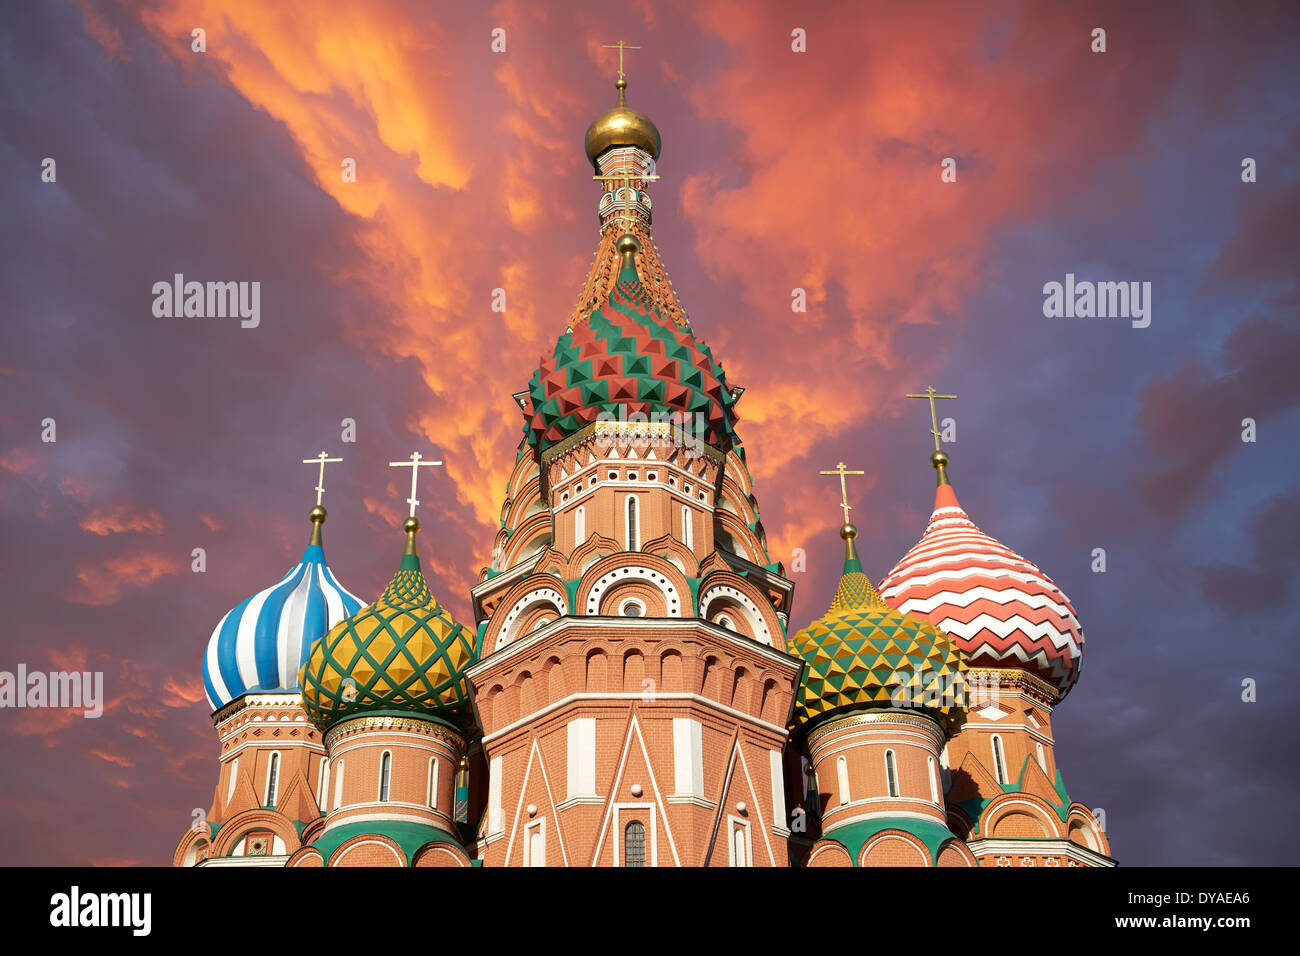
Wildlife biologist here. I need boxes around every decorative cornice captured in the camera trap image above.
[541,419,726,471]
[807,708,945,748]
[323,713,466,751]
[968,667,1059,705]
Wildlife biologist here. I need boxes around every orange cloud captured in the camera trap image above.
[66,552,183,606]
[81,504,165,536]
[162,676,206,708]
[92,749,136,768]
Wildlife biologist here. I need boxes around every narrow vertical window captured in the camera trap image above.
[836,755,850,805]
[624,820,646,867]
[318,758,330,811]
[228,757,239,803]
[626,496,639,551]
[265,752,280,807]
[527,822,545,866]
[1036,742,1047,772]
[732,826,748,867]
[992,735,1007,785]
[428,757,439,809]
[379,751,392,802]
[681,505,693,548]
[333,759,345,811]
[927,755,939,804]
[885,750,899,798]
[575,505,586,546]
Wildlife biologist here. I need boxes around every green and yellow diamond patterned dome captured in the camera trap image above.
[299,518,477,730]
[790,523,967,734]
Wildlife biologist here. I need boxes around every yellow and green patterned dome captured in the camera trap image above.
[790,524,967,734]
[299,518,477,730]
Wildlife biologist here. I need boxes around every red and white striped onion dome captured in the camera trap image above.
[878,455,1083,699]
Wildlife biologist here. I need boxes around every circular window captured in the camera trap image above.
[619,598,645,618]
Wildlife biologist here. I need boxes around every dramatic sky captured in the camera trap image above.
[1,0,1297,866]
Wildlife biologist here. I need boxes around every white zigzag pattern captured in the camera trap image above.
[881,562,1061,595]
[929,612,1082,651]
[891,584,1075,618]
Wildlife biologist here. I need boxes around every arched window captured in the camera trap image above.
[991,735,1007,785]
[626,496,640,551]
[379,751,392,802]
[1036,742,1047,772]
[318,757,330,810]
[927,755,940,804]
[428,757,439,810]
[265,752,280,807]
[574,505,586,546]
[624,820,646,867]
[228,757,239,803]
[681,505,693,548]
[885,750,899,798]
[333,759,345,811]
[836,755,851,805]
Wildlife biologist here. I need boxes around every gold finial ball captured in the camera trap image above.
[309,505,327,524]
[616,233,640,256]
[839,522,858,541]
[931,450,949,470]
[584,82,662,165]
[403,516,420,535]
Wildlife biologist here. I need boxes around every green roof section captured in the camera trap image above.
[821,816,966,866]
[959,759,1075,835]
[309,821,463,866]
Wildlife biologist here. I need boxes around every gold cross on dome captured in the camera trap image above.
[601,39,641,80]
[906,385,958,451]
[388,452,443,518]
[819,462,865,525]
[302,452,343,507]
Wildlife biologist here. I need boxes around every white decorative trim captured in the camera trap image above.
[495,586,569,652]
[966,837,1115,867]
[584,566,682,617]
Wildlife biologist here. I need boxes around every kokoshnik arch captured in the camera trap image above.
[176,63,1112,869]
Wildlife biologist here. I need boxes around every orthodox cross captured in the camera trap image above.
[906,385,958,451]
[819,462,865,525]
[595,40,656,228]
[601,40,640,80]
[302,452,343,507]
[388,452,442,518]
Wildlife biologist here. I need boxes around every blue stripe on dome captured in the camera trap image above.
[252,563,308,690]
[202,655,222,712]
[215,591,258,702]
[299,569,328,672]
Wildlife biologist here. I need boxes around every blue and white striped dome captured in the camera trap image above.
[202,525,364,712]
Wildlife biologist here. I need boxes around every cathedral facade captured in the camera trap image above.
[175,75,1113,868]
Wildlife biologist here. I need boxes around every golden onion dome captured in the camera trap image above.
[584,78,661,167]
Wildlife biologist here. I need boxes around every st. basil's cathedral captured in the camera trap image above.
[175,69,1114,868]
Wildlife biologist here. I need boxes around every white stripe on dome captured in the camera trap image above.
[319,565,347,623]
[278,565,316,688]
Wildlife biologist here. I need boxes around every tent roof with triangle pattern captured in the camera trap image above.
[520,246,740,454]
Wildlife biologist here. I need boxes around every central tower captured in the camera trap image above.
[463,72,802,866]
